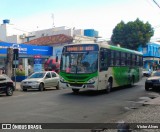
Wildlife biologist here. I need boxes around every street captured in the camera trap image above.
[0,77,159,131]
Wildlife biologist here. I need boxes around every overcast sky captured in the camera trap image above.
[1,0,160,41]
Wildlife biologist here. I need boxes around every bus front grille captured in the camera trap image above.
[69,83,83,87]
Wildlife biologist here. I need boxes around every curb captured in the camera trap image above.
[143,96,160,105]
[15,88,22,91]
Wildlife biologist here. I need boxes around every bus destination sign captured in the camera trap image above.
[66,45,98,52]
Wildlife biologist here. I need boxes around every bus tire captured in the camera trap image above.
[130,76,134,87]
[106,80,112,93]
[72,89,79,94]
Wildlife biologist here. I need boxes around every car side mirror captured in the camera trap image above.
[45,76,49,79]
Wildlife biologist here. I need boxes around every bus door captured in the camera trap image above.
[98,51,108,90]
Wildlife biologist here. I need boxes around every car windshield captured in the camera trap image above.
[153,72,160,76]
[29,73,45,78]
[0,75,6,81]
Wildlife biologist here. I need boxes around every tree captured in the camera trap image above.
[111,18,154,50]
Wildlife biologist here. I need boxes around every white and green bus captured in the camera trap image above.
[59,43,143,93]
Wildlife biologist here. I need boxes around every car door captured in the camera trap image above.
[44,72,52,87]
[0,76,7,92]
[51,72,59,86]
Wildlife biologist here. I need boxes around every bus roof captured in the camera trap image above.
[63,43,143,55]
[99,43,143,55]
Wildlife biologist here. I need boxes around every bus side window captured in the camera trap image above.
[127,53,131,66]
[121,52,126,66]
[110,50,115,66]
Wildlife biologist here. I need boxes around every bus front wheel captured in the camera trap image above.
[106,81,112,93]
[72,89,79,94]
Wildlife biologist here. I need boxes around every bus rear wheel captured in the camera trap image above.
[72,89,79,94]
[130,76,134,87]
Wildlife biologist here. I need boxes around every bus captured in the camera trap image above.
[59,43,143,93]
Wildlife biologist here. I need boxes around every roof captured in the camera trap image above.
[148,42,160,46]
[24,34,73,46]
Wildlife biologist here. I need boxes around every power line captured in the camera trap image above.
[152,0,160,9]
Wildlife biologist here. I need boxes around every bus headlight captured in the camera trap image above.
[87,77,97,84]
[60,77,65,82]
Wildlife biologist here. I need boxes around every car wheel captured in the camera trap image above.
[72,88,79,94]
[6,86,13,96]
[56,82,60,90]
[145,85,150,91]
[39,83,44,91]
[23,89,27,92]
[106,80,112,93]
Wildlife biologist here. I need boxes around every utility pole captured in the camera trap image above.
[5,48,13,78]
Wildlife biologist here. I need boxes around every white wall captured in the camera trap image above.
[0,22,28,43]
[0,22,87,44]
[0,24,7,41]
[28,27,84,41]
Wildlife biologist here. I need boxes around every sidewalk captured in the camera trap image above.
[13,82,21,91]
[112,96,160,132]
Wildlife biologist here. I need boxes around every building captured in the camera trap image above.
[138,42,160,70]
[0,19,98,44]
[84,29,98,38]
[0,19,99,76]
[0,19,29,43]
[0,42,53,76]
[24,34,97,61]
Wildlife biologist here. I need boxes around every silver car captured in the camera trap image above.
[21,71,59,91]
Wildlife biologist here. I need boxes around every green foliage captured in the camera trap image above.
[111,18,154,50]
[16,69,25,76]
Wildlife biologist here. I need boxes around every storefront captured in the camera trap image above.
[0,42,53,75]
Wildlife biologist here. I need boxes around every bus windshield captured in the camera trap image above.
[60,52,98,74]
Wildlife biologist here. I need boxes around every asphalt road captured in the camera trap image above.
[0,77,158,131]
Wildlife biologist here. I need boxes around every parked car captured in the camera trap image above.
[142,69,151,77]
[0,74,15,96]
[145,71,160,91]
[21,71,59,91]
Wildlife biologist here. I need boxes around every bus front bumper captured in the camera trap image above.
[60,82,97,90]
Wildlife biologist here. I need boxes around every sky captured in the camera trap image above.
[1,0,160,41]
